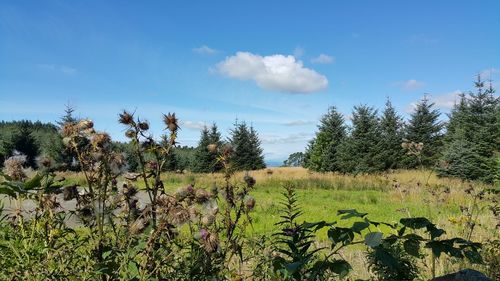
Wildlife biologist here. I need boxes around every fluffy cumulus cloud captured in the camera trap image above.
[193,45,218,55]
[214,52,328,93]
[311,54,334,64]
[393,79,425,91]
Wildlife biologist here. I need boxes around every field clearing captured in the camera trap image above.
[58,167,497,240]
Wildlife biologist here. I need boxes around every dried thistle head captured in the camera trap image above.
[244,196,256,211]
[129,218,147,235]
[118,111,134,125]
[244,175,256,187]
[78,119,94,130]
[207,143,217,153]
[201,214,215,226]
[169,206,190,225]
[138,121,149,131]
[125,129,136,139]
[40,195,60,210]
[91,132,111,149]
[63,185,78,201]
[201,230,219,253]
[195,188,210,204]
[36,155,54,171]
[61,123,77,137]
[163,112,179,132]
[3,155,27,181]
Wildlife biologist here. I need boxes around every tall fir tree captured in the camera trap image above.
[337,105,383,173]
[229,121,265,171]
[304,106,346,172]
[438,75,499,182]
[192,127,214,173]
[403,96,444,168]
[379,99,405,170]
[11,123,40,168]
[208,123,224,172]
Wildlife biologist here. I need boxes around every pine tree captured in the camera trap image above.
[337,105,383,173]
[379,99,405,170]
[229,121,265,171]
[403,96,444,168]
[11,123,40,168]
[57,104,78,127]
[208,123,224,172]
[56,104,79,170]
[438,75,499,182]
[304,106,346,172]
[192,127,213,173]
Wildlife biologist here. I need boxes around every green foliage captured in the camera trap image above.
[403,96,444,168]
[367,241,420,281]
[229,121,266,171]
[438,76,499,183]
[192,124,223,173]
[337,105,384,173]
[283,152,305,167]
[304,106,346,172]
[379,99,405,170]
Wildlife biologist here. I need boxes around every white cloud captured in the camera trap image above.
[214,51,328,93]
[260,132,314,144]
[181,120,206,130]
[432,90,462,109]
[311,54,334,64]
[193,45,218,55]
[393,79,425,91]
[38,64,77,75]
[282,120,315,126]
[293,46,304,58]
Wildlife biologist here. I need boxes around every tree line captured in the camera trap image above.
[0,108,266,173]
[299,76,499,183]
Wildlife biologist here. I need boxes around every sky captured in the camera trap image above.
[1,1,499,164]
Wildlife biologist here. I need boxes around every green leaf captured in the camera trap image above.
[328,227,354,246]
[365,232,383,248]
[400,217,431,229]
[128,261,139,277]
[0,186,17,198]
[351,221,370,234]
[403,238,420,257]
[328,259,351,277]
[24,173,43,190]
[337,209,368,219]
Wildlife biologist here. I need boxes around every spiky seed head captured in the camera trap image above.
[244,175,256,187]
[118,111,134,125]
[163,112,179,132]
[138,121,149,131]
[125,129,136,139]
[207,143,217,153]
[129,218,146,235]
[244,196,256,211]
[91,133,111,149]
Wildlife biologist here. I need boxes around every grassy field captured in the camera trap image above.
[55,167,498,279]
[60,167,497,239]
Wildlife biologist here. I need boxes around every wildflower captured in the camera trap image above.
[91,132,111,149]
[61,123,76,137]
[118,111,134,125]
[244,175,256,187]
[78,119,94,130]
[36,155,54,170]
[201,214,215,226]
[207,143,217,153]
[169,206,190,225]
[163,112,179,132]
[244,196,256,211]
[125,129,136,139]
[195,188,210,203]
[3,155,27,181]
[138,121,149,131]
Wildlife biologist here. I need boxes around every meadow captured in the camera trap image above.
[53,167,498,279]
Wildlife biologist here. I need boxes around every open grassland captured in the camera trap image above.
[60,167,498,240]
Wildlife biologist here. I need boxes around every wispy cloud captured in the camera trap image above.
[311,54,334,64]
[181,120,206,130]
[37,64,77,75]
[282,120,315,126]
[393,79,425,91]
[432,90,462,109]
[293,46,304,58]
[260,132,314,144]
[214,51,328,93]
[192,45,218,55]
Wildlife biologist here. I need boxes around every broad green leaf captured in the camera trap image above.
[403,238,420,257]
[337,209,368,219]
[364,232,383,248]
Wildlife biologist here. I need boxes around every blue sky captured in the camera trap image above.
[1,1,499,164]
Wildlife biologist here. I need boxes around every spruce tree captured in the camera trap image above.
[337,105,383,173]
[192,127,213,173]
[304,106,346,172]
[438,75,499,182]
[11,123,40,168]
[229,121,265,170]
[403,96,444,168]
[208,123,224,172]
[379,99,405,170]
